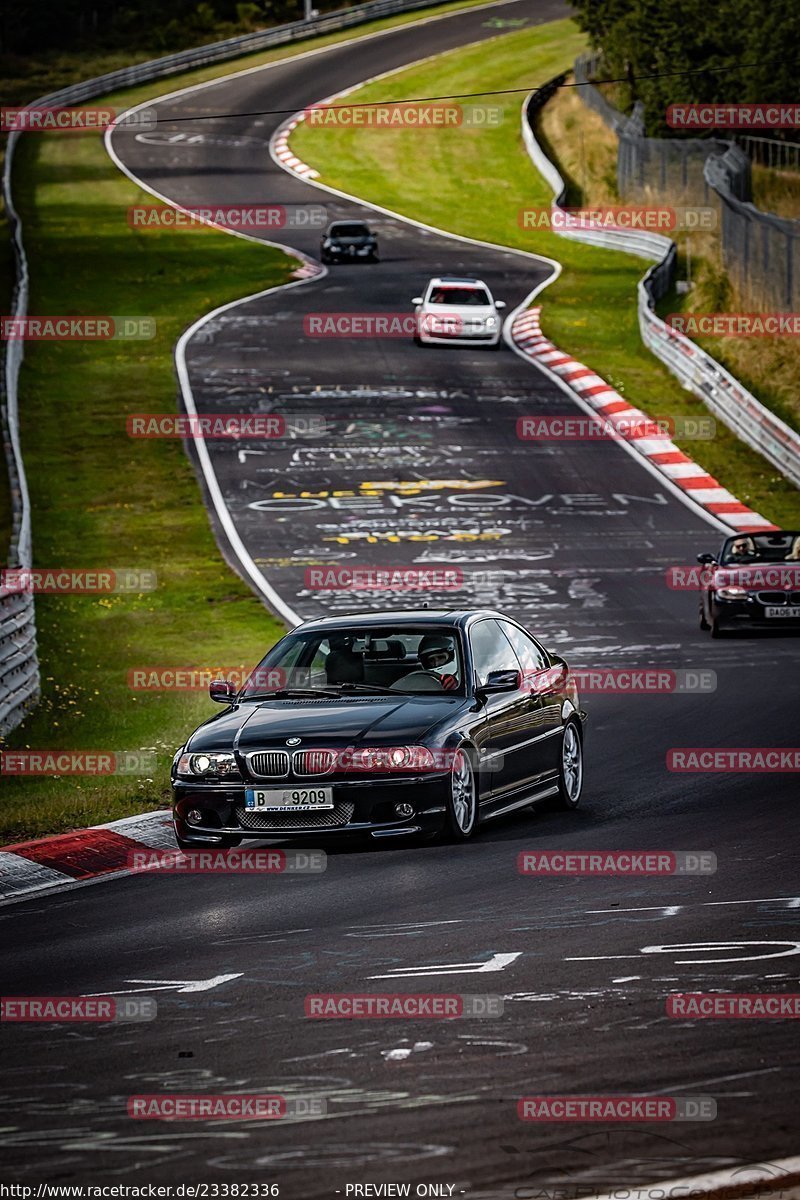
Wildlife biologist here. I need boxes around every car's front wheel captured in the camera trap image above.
[554,722,583,810]
[443,747,478,841]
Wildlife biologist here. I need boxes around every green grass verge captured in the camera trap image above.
[0,0,514,845]
[1,128,291,845]
[292,19,800,527]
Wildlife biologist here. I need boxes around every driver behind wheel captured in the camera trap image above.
[417,634,458,691]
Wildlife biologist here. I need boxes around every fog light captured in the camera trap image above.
[395,802,414,819]
[187,809,202,824]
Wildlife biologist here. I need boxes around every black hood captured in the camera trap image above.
[187,695,465,753]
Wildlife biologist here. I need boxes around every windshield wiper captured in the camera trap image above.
[325,683,400,695]
[241,687,341,700]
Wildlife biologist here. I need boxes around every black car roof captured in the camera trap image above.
[294,609,509,631]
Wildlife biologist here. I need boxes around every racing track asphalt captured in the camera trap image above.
[3,0,799,1193]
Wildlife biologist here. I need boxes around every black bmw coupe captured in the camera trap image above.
[171,609,587,847]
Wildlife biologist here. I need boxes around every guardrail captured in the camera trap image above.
[1,0,463,734]
[522,83,800,491]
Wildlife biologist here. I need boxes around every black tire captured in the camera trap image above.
[553,722,583,810]
[442,746,478,842]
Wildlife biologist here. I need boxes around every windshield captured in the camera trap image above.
[428,286,491,306]
[720,531,800,565]
[329,224,370,238]
[242,626,465,697]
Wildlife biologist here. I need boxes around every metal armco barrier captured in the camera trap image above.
[0,0,461,734]
[522,82,800,491]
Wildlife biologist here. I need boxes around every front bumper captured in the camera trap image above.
[712,595,800,629]
[172,773,449,842]
[418,328,500,346]
[324,245,376,259]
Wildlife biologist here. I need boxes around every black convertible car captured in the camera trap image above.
[171,609,587,847]
[697,530,800,636]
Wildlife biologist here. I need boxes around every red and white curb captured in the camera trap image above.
[0,810,175,903]
[511,308,777,534]
[272,116,318,180]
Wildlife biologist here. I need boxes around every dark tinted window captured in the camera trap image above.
[329,223,370,238]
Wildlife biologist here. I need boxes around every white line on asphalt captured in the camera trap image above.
[85,973,243,995]
[370,951,521,978]
[586,897,800,913]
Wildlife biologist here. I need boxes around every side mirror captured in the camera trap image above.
[209,679,236,704]
[696,553,716,564]
[495,300,507,310]
[482,668,521,693]
[411,296,423,306]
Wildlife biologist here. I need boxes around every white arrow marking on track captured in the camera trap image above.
[567,941,800,965]
[369,952,521,979]
[85,973,243,995]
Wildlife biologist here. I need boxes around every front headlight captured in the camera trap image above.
[717,586,749,600]
[176,751,240,779]
[485,316,497,328]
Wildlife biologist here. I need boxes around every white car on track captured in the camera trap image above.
[412,276,506,348]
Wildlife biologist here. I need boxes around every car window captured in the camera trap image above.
[469,619,520,687]
[428,287,491,306]
[330,224,369,237]
[499,622,548,678]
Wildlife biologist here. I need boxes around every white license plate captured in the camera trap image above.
[765,606,800,618]
[245,787,334,812]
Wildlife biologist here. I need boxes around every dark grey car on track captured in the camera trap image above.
[171,609,587,847]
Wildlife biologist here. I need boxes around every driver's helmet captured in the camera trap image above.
[418,633,453,672]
